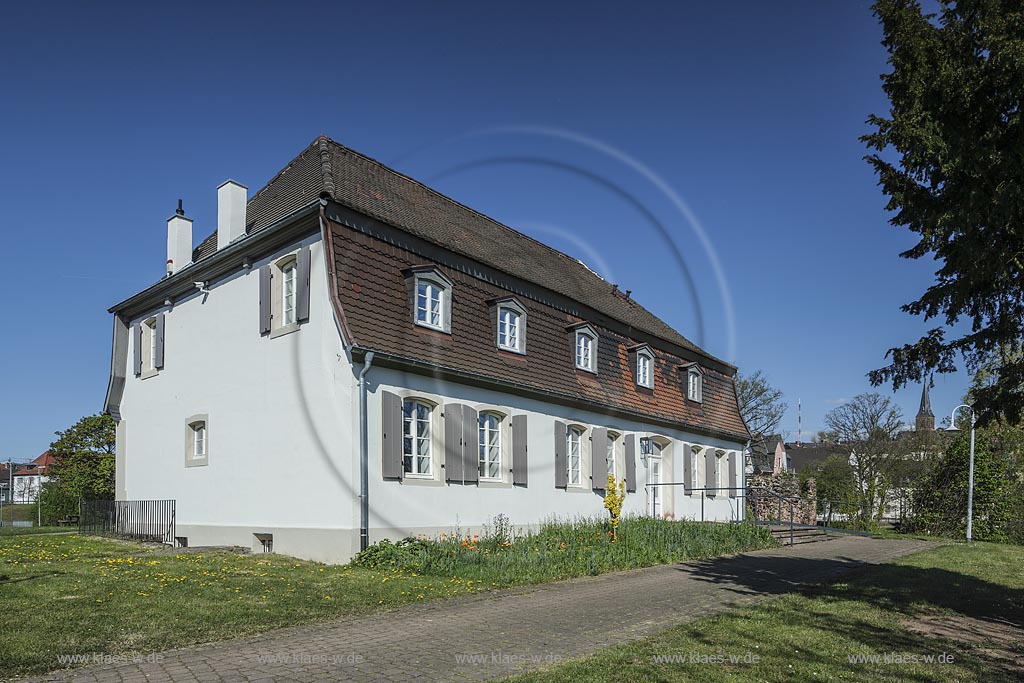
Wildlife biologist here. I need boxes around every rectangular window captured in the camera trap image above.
[478,413,502,479]
[193,424,206,457]
[567,427,582,485]
[688,370,703,402]
[416,281,443,328]
[637,354,650,387]
[403,400,432,476]
[575,333,592,370]
[606,435,617,479]
[282,262,297,325]
[498,309,520,350]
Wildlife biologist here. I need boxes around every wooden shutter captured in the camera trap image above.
[682,443,693,495]
[728,451,738,498]
[553,420,567,489]
[296,245,311,323]
[512,414,528,487]
[132,323,142,376]
[461,405,479,484]
[591,428,608,491]
[259,264,272,335]
[705,448,716,493]
[444,403,464,483]
[154,313,165,370]
[624,434,636,493]
[381,391,403,480]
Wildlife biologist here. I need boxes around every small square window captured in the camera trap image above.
[185,416,209,467]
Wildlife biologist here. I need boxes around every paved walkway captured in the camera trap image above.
[21,536,934,683]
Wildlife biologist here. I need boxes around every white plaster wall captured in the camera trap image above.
[364,368,746,540]
[118,235,360,556]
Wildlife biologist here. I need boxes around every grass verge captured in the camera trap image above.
[0,517,774,678]
[503,541,1024,683]
[0,526,70,537]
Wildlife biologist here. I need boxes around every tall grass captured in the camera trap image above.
[355,515,776,585]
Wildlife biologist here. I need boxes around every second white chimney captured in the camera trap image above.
[167,202,193,276]
[217,180,247,250]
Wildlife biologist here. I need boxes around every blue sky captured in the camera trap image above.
[0,1,966,460]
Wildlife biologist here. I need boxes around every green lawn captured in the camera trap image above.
[504,542,1024,683]
[0,503,41,526]
[0,526,69,537]
[0,518,774,678]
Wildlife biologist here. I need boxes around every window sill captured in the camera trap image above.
[139,369,160,381]
[185,457,208,468]
[401,474,444,487]
[269,323,301,339]
[478,478,510,489]
[497,344,526,356]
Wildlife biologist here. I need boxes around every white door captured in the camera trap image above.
[648,455,662,518]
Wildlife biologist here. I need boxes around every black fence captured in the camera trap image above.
[79,499,176,545]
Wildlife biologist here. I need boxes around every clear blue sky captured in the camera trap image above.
[0,1,966,461]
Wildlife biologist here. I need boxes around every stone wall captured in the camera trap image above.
[747,473,817,525]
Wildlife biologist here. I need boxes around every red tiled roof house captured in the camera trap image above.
[104,137,750,562]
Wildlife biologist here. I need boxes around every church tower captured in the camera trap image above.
[916,381,935,432]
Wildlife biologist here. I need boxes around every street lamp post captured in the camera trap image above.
[948,404,976,544]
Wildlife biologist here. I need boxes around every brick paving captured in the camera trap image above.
[19,536,934,683]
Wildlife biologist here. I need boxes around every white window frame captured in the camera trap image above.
[495,299,527,354]
[270,253,301,337]
[566,426,584,487]
[574,326,597,373]
[185,415,209,467]
[714,450,725,490]
[690,445,703,490]
[141,317,158,374]
[402,399,435,477]
[478,412,503,481]
[687,367,703,402]
[636,348,654,388]
[410,269,453,334]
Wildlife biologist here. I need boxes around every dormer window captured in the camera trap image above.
[630,345,654,389]
[687,366,703,402]
[406,266,453,334]
[570,324,598,373]
[492,297,527,354]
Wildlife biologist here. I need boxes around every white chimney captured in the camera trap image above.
[217,180,247,250]
[166,200,193,276]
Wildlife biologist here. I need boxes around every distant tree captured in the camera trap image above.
[824,393,905,523]
[735,370,787,437]
[864,0,1024,425]
[807,454,858,527]
[39,414,115,522]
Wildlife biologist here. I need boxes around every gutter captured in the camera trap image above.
[357,351,375,553]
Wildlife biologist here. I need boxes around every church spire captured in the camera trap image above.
[916,379,935,431]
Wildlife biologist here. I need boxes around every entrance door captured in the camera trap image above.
[648,453,662,518]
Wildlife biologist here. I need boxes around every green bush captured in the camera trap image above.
[352,515,775,584]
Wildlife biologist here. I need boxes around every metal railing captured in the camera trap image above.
[79,499,176,545]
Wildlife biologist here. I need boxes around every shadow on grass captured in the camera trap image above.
[0,570,66,584]
[680,548,1024,627]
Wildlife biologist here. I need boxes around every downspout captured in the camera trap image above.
[358,350,375,553]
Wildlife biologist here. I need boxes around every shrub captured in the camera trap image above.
[350,537,431,571]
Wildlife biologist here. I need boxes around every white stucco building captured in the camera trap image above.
[104,136,750,563]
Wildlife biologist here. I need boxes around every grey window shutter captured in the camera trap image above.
[296,245,311,323]
[461,405,479,484]
[554,420,567,489]
[705,449,716,493]
[512,414,528,487]
[132,323,142,376]
[259,264,272,335]
[591,428,608,491]
[624,434,636,493]
[682,443,693,495]
[381,391,403,480]
[444,403,464,483]
[154,313,165,370]
[728,451,738,498]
